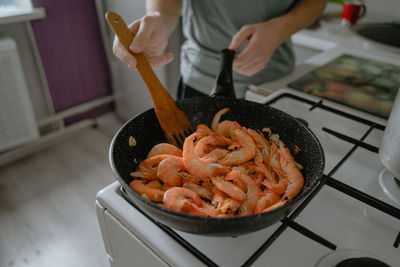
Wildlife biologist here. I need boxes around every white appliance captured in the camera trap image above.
[379,90,400,207]
[95,0,182,122]
[96,88,400,267]
[0,37,39,152]
[379,90,400,179]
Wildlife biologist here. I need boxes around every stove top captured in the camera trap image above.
[97,89,400,267]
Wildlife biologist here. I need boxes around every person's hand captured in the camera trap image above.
[112,13,174,70]
[229,18,286,76]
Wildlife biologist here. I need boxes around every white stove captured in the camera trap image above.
[96,89,400,267]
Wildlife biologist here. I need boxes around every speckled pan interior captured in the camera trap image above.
[110,97,325,236]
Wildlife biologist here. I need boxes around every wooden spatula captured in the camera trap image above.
[106,12,193,147]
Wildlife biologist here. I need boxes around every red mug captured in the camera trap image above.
[340,1,366,26]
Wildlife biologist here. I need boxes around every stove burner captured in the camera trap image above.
[336,257,390,267]
[315,249,390,267]
[295,117,309,127]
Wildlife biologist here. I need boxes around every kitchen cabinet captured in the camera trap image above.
[31,0,112,123]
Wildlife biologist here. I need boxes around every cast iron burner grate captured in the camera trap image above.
[120,92,400,267]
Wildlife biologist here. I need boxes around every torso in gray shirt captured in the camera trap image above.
[180,0,296,98]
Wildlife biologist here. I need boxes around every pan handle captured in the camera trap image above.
[210,49,236,98]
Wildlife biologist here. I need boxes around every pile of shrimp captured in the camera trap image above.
[129,108,304,217]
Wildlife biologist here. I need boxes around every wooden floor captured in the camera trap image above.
[0,113,124,267]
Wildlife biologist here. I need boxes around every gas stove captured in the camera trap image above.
[96,89,400,267]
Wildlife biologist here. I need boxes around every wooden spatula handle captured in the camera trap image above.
[105,12,172,101]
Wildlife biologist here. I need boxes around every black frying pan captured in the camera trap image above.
[109,50,325,236]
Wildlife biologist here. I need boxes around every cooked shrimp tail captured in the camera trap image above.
[211,107,230,131]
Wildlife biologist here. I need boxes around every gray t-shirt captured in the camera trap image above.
[180,0,296,98]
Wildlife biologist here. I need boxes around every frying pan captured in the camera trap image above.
[109,49,325,236]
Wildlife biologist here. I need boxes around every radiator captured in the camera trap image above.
[0,37,39,152]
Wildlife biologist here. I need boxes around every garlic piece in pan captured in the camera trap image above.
[129,136,137,147]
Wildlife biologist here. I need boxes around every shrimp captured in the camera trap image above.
[237,161,256,170]
[219,198,242,215]
[212,187,227,208]
[202,148,229,162]
[180,173,202,184]
[147,143,182,158]
[211,176,247,202]
[130,180,165,202]
[261,179,287,196]
[180,174,214,193]
[262,200,287,213]
[130,154,181,180]
[269,141,284,178]
[261,146,271,168]
[196,124,213,136]
[162,184,173,191]
[199,178,213,192]
[226,168,261,215]
[244,168,263,187]
[157,157,185,186]
[141,154,180,168]
[255,190,281,213]
[246,128,272,166]
[246,128,268,150]
[146,180,163,189]
[231,176,247,192]
[216,120,241,141]
[183,132,230,179]
[200,200,219,217]
[211,107,230,131]
[254,148,263,163]
[134,154,179,178]
[251,162,287,195]
[130,169,158,180]
[278,140,304,201]
[194,134,230,158]
[183,182,213,200]
[163,187,212,216]
[219,129,256,166]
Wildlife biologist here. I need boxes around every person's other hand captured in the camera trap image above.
[229,19,286,76]
[112,13,174,70]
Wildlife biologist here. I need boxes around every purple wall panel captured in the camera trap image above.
[31,0,112,116]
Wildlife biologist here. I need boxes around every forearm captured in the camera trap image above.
[146,0,182,34]
[272,0,327,44]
